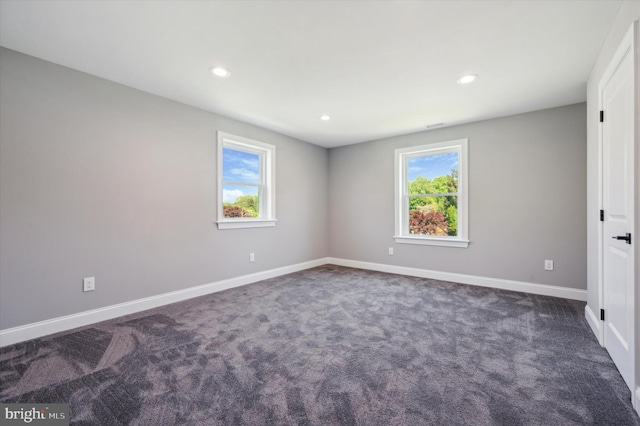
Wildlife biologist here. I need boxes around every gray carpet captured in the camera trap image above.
[1,265,638,425]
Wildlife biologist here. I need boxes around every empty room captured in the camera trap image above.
[1,1,639,425]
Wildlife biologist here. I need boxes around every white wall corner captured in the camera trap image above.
[585,304,603,344]
[635,386,640,412]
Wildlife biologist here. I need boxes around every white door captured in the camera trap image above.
[601,27,635,392]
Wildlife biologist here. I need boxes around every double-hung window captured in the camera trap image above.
[217,132,276,229]
[394,139,469,248]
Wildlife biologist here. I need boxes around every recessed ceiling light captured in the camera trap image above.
[210,67,231,78]
[457,74,478,84]
[320,115,331,121]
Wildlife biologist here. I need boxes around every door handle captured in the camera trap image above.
[611,233,632,244]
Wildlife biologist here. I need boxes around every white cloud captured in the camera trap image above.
[230,168,260,182]
[240,157,259,168]
[223,189,244,203]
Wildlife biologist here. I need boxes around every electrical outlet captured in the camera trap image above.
[83,277,95,292]
[250,252,255,262]
[388,247,394,255]
[544,260,554,271]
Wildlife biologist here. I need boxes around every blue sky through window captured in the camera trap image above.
[408,152,458,181]
[222,148,260,203]
[223,148,260,183]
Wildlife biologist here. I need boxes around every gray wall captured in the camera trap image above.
[0,48,329,329]
[329,103,587,289]
[0,45,590,332]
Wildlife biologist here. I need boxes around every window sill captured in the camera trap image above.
[217,219,277,230]
[394,236,470,248]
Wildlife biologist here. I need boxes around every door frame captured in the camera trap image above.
[596,21,637,405]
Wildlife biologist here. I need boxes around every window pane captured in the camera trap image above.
[222,148,261,184]
[408,196,458,236]
[222,184,259,218]
[407,152,458,194]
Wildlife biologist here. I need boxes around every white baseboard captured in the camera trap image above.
[1,256,588,348]
[327,257,587,301]
[0,258,330,347]
[585,304,603,344]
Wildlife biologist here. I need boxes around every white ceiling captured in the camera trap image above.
[0,1,622,148]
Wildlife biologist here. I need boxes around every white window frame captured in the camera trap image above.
[394,138,469,248]
[217,132,276,230]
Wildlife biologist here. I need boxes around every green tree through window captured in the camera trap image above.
[407,153,459,236]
